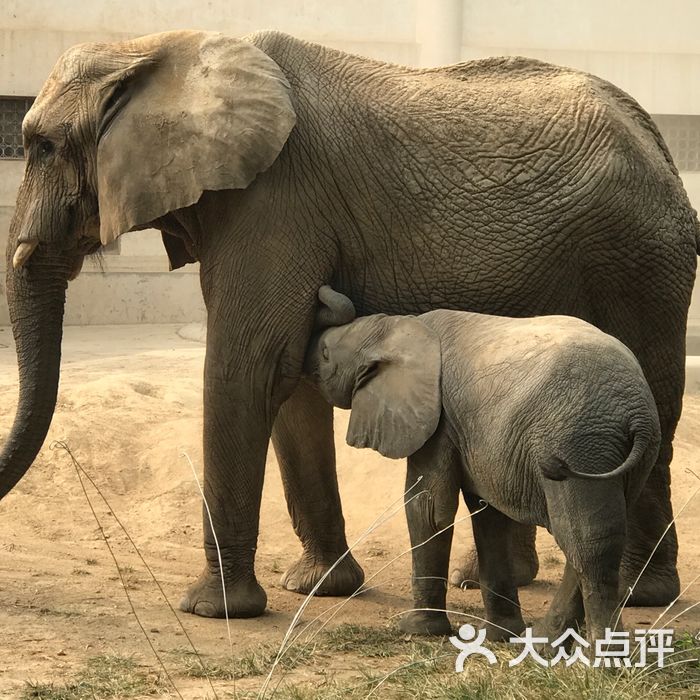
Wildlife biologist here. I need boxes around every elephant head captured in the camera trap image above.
[0,30,296,498]
[308,289,442,459]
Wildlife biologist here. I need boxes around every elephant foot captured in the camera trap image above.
[620,562,680,607]
[450,549,539,590]
[281,550,365,596]
[179,569,267,618]
[450,550,480,589]
[399,610,452,636]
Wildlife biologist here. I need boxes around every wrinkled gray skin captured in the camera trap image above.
[2,29,698,618]
[307,289,661,642]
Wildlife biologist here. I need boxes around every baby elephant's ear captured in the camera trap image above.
[347,317,441,459]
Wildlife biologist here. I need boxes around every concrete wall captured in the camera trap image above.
[1,0,419,96]
[458,0,700,115]
[1,0,699,325]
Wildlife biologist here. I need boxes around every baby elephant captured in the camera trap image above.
[306,286,660,645]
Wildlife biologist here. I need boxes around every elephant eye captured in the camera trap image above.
[37,139,55,160]
[322,346,329,361]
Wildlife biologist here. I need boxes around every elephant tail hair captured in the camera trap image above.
[541,429,654,482]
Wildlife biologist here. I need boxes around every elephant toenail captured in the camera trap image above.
[193,601,217,617]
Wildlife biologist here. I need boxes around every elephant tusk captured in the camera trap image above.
[12,241,38,269]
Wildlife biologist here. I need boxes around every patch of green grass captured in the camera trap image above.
[180,642,315,680]
[39,625,695,700]
[264,627,698,699]
[676,631,700,651]
[319,623,405,658]
[21,655,166,700]
[220,628,700,700]
[182,622,414,681]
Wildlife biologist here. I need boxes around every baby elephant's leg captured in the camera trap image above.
[399,432,460,636]
[465,495,527,641]
[544,480,627,645]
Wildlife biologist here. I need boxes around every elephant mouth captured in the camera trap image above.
[68,237,101,281]
[68,254,84,281]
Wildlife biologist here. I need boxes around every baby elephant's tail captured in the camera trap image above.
[541,428,654,482]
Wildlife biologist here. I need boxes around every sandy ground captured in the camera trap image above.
[0,324,697,698]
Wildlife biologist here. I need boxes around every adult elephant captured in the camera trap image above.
[2,30,697,618]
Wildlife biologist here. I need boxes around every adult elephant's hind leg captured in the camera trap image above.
[273,378,364,596]
[594,238,690,606]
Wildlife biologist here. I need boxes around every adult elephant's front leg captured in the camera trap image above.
[272,378,365,595]
[179,351,271,618]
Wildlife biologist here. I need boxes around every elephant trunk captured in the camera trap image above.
[316,286,356,328]
[0,234,71,499]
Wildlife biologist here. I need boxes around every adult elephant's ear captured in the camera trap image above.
[346,318,442,459]
[96,30,296,246]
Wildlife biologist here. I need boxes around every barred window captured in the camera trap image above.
[0,97,34,159]
[652,115,700,172]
